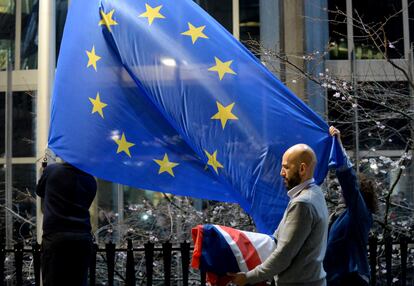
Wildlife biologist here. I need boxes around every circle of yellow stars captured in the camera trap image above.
[84,2,245,176]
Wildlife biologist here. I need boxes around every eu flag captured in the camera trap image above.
[49,0,335,234]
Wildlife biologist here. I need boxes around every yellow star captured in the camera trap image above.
[208,57,236,80]
[89,93,107,118]
[154,153,179,177]
[139,4,165,25]
[211,101,239,129]
[181,22,208,44]
[99,9,118,32]
[114,133,135,157]
[86,46,101,71]
[204,150,224,174]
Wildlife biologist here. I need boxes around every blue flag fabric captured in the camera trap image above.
[49,0,336,234]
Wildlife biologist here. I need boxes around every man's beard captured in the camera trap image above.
[285,171,301,190]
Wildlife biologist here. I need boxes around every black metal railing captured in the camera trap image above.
[1,236,413,285]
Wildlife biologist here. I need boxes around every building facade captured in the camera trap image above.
[0,0,413,245]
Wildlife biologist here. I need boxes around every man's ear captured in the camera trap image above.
[299,163,306,174]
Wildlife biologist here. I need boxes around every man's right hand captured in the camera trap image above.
[227,272,247,286]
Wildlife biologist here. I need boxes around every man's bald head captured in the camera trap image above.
[285,144,317,171]
[280,144,317,189]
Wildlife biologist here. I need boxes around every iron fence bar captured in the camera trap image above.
[32,243,41,286]
[385,235,392,286]
[89,244,97,286]
[105,242,116,286]
[400,236,408,286]
[144,242,154,286]
[369,236,377,286]
[163,242,172,286]
[125,239,135,286]
[181,242,190,286]
[0,243,5,286]
[14,243,23,286]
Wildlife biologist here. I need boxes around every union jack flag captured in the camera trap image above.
[191,225,276,285]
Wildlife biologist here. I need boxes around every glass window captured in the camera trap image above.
[13,163,36,194]
[13,164,36,242]
[328,0,348,59]
[56,0,68,61]
[21,0,38,69]
[0,0,15,70]
[356,82,409,150]
[124,186,160,211]
[0,164,36,242]
[0,91,32,156]
[328,82,410,151]
[123,186,170,239]
[19,0,68,69]
[13,91,36,157]
[96,179,118,239]
[352,0,404,59]
[195,0,233,34]
[13,164,36,241]
[96,178,167,242]
[240,0,260,43]
[359,157,413,222]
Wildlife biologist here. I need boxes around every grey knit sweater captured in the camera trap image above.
[246,184,328,286]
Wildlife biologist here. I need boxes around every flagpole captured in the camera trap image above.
[36,0,56,243]
[232,0,239,40]
[5,47,13,250]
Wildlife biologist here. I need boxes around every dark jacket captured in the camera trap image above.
[324,166,372,283]
[36,162,97,235]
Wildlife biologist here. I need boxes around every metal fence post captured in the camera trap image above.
[400,236,408,286]
[125,239,135,286]
[385,235,392,286]
[89,243,98,286]
[106,242,116,286]
[163,242,172,286]
[14,243,23,286]
[0,243,5,286]
[180,242,190,286]
[32,243,41,286]
[144,242,154,286]
[369,235,377,286]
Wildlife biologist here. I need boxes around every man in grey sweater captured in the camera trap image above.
[230,144,329,286]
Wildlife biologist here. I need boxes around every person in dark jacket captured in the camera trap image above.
[36,162,97,286]
[325,126,378,286]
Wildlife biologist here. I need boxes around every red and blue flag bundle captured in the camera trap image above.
[191,225,276,285]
